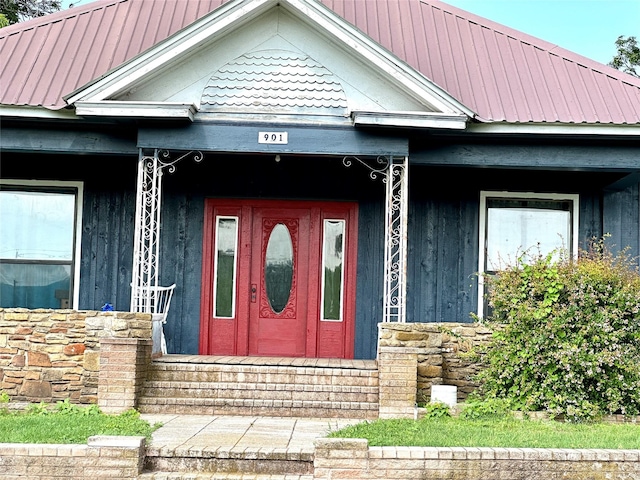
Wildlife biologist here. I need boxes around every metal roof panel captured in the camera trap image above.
[1,0,639,125]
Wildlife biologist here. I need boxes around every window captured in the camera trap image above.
[213,216,239,318]
[321,219,345,321]
[478,191,579,318]
[0,181,83,309]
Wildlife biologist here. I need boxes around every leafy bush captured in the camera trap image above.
[478,238,640,422]
[422,401,451,419]
[459,395,513,420]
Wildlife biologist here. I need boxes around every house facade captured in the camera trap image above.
[1,0,639,360]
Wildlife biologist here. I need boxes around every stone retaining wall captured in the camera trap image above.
[313,438,640,480]
[0,436,145,480]
[379,322,492,404]
[0,309,151,404]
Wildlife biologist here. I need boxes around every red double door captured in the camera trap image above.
[199,200,358,358]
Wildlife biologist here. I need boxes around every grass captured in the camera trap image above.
[0,400,160,444]
[329,417,640,449]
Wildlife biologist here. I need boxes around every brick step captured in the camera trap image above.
[138,474,313,479]
[137,397,378,418]
[141,382,378,401]
[140,358,379,418]
[143,380,379,393]
[145,374,378,387]
[146,366,378,383]
[143,447,314,477]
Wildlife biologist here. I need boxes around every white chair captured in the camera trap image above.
[132,284,176,355]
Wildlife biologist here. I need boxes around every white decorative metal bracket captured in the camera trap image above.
[131,149,203,312]
[342,155,390,181]
[343,154,409,323]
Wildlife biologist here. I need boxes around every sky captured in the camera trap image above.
[440,0,639,65]
[60,0,639,66]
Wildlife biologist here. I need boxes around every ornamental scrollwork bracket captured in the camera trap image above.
[156,149,204,174]
[342,155,390,181]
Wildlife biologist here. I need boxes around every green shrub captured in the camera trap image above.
[478,238,640,422]
[459,395,513,420]
[422,401,451,419]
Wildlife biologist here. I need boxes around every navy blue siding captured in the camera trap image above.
[354,199,384,359]
[603,182,640,264]
[3,153,638,360]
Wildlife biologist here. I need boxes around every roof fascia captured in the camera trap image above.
[0,105,79,120]
[283,0,474,118]
[466,122,640,137]
[75,101,197,120]
[352,111,468,130]
[63,0,275,105]
[63,0,475,120]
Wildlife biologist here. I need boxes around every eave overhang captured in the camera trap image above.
[352,111,468,130]
[0,105,78,120]
[466,122,640,137]
[74,101,198,121]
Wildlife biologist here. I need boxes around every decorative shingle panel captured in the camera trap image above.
[201,50,348,116]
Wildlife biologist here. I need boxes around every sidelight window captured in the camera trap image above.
[321,219,345,321]
[213,216,239,318]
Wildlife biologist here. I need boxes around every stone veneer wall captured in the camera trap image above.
[378,322,493,404]
[313,438,640,480]
[0,309,152,404]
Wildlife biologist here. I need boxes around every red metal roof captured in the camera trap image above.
[1,0,639,125]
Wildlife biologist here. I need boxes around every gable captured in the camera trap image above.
[67,0,470,127]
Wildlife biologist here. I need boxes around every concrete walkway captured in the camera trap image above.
[138,414,364,479]
[141,414,361,452]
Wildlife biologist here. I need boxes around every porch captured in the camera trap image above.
[0,307,490,420]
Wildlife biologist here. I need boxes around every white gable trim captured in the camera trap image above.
[284,0,473,117]
[0,105,79,120]
[63,0,474,121]
[353,111,468,130]
[75,101,198,120]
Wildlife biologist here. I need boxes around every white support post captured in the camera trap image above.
[383,156,409,323]
[131,149,203,313]
[131,149,163,313]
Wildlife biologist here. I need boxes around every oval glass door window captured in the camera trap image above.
[264,223,294,313]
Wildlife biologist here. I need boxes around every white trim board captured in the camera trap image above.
[476,190,580,319]
[0,179,85,310]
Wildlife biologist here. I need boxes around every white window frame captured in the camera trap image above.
[320,218,346,322]
[212,215,239,319]
[477,191,579,318]
[0,179,84,309]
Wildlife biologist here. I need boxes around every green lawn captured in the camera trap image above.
[0,403,160,444]
[329,417,640,449]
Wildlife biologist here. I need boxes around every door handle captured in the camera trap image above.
[251,284,257,303]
